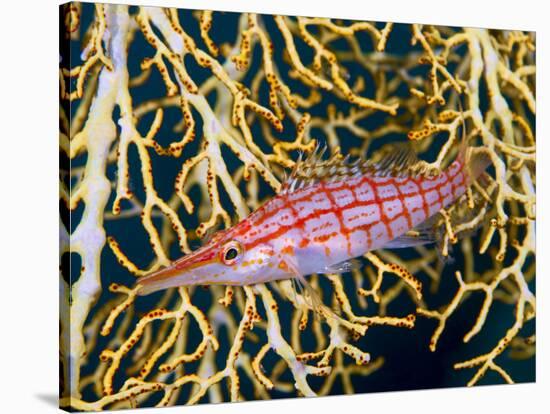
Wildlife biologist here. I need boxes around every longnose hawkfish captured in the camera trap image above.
[137,140,490,313]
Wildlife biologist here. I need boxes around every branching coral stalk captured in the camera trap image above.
[410,26,535,386]
[61,5,130,401]
[295,17,399,115]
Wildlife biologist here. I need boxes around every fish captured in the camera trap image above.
[136,140,490,304]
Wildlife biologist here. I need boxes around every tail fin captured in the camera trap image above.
[466,148,492,182]
[456,98,492,182]
[456,97,469,165]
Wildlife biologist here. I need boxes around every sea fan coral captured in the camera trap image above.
[59,2,535,410]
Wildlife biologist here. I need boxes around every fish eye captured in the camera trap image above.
[221,241,243,265]
[225,248,238,261]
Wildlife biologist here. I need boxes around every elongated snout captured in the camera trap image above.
[136,245,220,295]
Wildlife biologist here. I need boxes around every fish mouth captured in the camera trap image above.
[136,264,187,295]
[136,247,219,295]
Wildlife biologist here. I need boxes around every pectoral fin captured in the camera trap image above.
[323,258,362,274]
[280,258,339,322]
[384,232,436,249]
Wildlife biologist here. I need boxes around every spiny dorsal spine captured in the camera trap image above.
[281,144,439,194]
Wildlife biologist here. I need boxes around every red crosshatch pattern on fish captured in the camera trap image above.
[236,159,467,255]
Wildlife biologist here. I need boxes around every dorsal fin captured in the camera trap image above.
[280,143,427,194]
[368,144,424,177]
